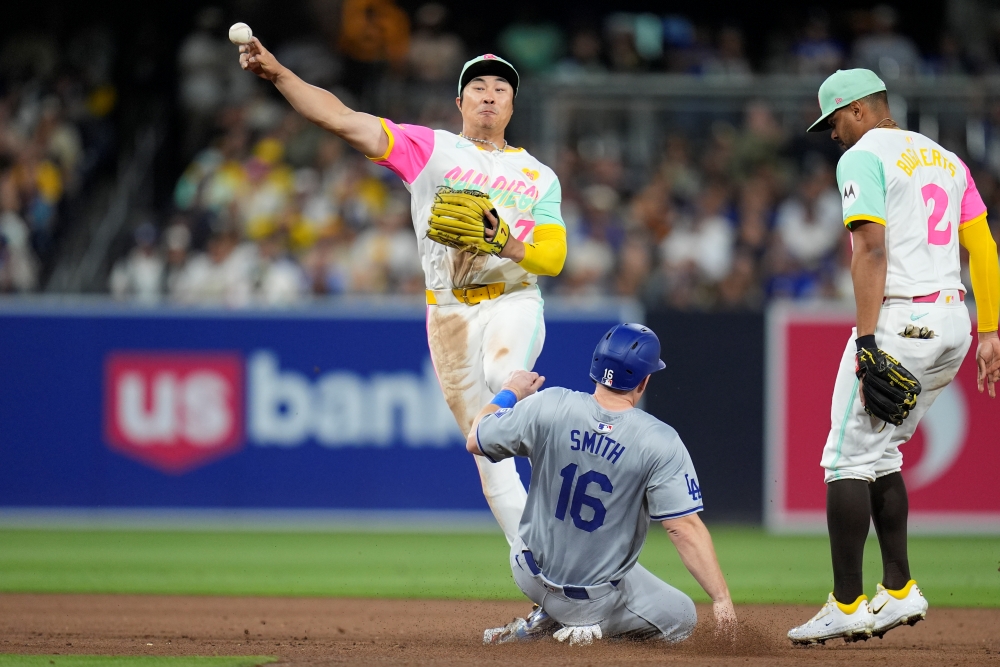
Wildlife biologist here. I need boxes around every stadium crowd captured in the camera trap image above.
[6,1,1000,310]
[0,28,118,293]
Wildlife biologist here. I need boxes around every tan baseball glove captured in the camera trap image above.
[427,187,510,256]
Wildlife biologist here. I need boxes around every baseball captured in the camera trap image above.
[228,22,253,45]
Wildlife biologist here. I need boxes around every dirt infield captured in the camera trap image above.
[1,594,997,666]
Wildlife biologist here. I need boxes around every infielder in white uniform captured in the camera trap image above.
[239,43,566,544]
[788,69,1000,645]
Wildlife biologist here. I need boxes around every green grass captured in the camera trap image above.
[0,657,275,667]
[0,527,997,606]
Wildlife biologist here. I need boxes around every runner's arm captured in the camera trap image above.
[240,37,387,158]
[662,513,736,628]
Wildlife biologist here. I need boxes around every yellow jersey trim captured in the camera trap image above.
[366,118,395,162]
[844,214,887,228]
[959,211,988,231]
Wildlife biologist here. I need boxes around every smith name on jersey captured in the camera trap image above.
[476,387,703,587]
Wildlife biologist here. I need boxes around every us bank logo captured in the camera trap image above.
[104,350,462,474]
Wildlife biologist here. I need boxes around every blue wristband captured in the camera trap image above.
[491,390,517,409]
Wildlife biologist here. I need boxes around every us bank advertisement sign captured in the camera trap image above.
[0,303,624,510]
[765,304,1000,534]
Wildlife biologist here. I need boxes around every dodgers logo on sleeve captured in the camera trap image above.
[685,474,702,501]
[494,408,512,418]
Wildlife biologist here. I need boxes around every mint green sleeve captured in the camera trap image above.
[837,149,887,228]
[533,178,565,228]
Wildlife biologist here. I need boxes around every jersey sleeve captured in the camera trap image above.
[475,391,548,462]
[533,178,566,228]
[959,159,988,229]
[367,119,435,185]
[646,431,703,521]
[837,149,887,228]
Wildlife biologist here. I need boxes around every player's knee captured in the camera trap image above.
[484,364,518,395]
[661,594,697,643]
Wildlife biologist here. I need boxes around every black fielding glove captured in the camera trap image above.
[855,336,922,426]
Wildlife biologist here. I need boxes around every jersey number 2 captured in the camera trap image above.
[922,184,951,246]
[555,463,613,533]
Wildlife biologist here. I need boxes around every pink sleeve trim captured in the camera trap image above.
[370,119,435,184]
[959,158,988,226]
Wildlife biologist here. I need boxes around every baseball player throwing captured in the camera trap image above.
[788,69,1000,645]
[239,41,566,544]
[468,323,736,644]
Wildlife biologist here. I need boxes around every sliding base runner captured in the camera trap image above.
[468,323,737,645]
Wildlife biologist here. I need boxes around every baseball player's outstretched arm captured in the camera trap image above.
[849,220,887,337]
[662,513,736,634]
[239,37,387,158]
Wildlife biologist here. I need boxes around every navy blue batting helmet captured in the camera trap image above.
[589,323,666,391]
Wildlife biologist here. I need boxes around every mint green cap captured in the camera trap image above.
[458,54,519,97]
[807,68,887,132]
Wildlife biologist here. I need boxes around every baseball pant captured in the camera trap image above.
[821,292,972,482]
[426,286,546,544]
[509,537,697,642]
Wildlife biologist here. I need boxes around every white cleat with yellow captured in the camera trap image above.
[870,580,928,638]
[788,593,873,645]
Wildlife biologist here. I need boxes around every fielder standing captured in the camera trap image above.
[469,324,736,644]
[788,69,1000,645]
[239,41,566,544]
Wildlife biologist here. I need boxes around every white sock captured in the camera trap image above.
[475,455,528,545]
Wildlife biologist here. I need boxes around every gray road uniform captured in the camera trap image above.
[476,387,704,641]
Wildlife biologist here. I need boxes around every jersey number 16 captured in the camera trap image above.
[555,463,613,533]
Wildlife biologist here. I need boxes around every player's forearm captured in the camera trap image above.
[271,68,386,157]
[663,515,731,604]
[465,404,501,454]
[959,217,1000,333]
[850,223,887,337]
[512,226,567,276]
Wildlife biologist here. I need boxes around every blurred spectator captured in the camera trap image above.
[349,194,423,294]
[499,17,565,73]
[162,221,192,296]
[0,174,39,292]
[109,223,165,303]
[338,0,410,65]
[774,162,842,267]
[178,8,253,158]
[703,27,752,79]
[718,247,763,309]
[172,229,255,306]
[852,5,922,80]
[794,12,845,76]
[604,13,664,72]
[556,30,606,77]
[252,228,308,305]
[660,182,735,298]
[407,3,465,82]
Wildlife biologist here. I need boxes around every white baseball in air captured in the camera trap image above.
[228,22,253,45]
